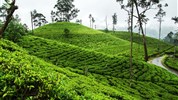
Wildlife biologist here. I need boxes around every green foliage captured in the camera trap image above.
[53,0,80,22]
[165,56,178,71]
[17,36,178,99]
[0,39,133,100]
[2,16,28,42]
[33,22,139,57]
[31,10,48,27]
[63,28,70,38]
[33,22,172,60]
[2,22,178,99]
[108,31,172,57]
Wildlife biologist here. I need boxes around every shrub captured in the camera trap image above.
[2,16,28,42]
[63,28,70,38]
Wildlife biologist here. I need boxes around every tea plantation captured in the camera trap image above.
[165,56,178,71]
[34,22,142,58]
[109,31,173,57]
[1,22,178,99]
[17,35,178,99]
[0,39,134,99]
[33,22,172,60]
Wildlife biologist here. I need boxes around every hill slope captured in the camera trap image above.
[108,31,172,57]
[33,22,172,60]
[1,39,137,99]
[17,36,178,99]
[34,22,140,57]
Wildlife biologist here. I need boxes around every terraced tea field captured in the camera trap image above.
[109,31,173,57]
[1,22,178,99]
[34,23,145,58]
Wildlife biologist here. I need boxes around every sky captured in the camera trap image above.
[0,0,178,38]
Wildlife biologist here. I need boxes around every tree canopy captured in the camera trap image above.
[52,0,80,22]
[31,10,48,27]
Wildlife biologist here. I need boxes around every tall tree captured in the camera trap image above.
[119,4,131,32]
[31,10,48,28]
[53,0,80,22]
[92,17,95,29]
[154,3,168,51]
[51,10,56,23]
[89,14,92,28]
[172,16,178,57]
[133,0,161,62]
[116,0,134,85]
[0,0,18,38]
[105,16,108,31]
[112,13,117,32]
[30,11,34,34]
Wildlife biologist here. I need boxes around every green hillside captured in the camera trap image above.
[34,22,172,60]
[17,35,178,99]
[34,22,143,58]
[109,31,172,57]
[165,56,178,71]
[1,22,178,99]
[0,39,137,99]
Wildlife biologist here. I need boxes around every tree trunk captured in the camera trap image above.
[134,0,148,62]
[113,24,115,33]
[158,18,162,52]
[105,16,108,29]
[130,0,134,86]
[30,12,34,34]
[0,0,18,38]
[90,19,91,28]
[174,45,176,58]
[145,23,146,36]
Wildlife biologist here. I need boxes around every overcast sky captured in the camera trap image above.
[0,0,178,38]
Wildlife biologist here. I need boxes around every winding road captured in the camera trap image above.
[149,56,178,76]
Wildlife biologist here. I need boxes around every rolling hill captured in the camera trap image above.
[33,22,142,58]
[33,22,172,60]
[17,35,178,99]
[1,22,178,99]
[0,39,135,99]
[108,31,173,57]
